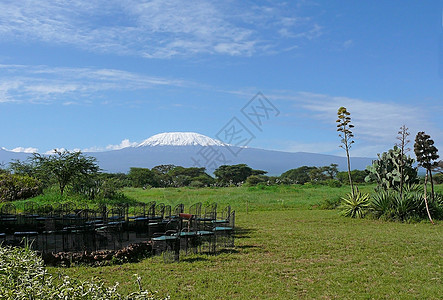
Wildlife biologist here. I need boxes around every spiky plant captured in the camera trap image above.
[340,190,370,218]
[370,190,392,218]
[392,191,417,221]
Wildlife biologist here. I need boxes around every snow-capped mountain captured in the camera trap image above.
[137,132,226,147]
[0,132,375,175]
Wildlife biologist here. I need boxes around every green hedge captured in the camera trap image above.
[0,173,42,201]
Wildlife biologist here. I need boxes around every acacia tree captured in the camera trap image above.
[151,164,176,187]
[32,150,100,196]
[214,164,253,186]
[9,159,37,177]
[336,107,355,196]
[128,167,159,188]
[280,166,316,184]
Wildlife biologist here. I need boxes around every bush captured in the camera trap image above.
[129,167,159,188]
[280,166,315,184]
[319,196,341,210]
[433,173,443,184]
[96,192,139,207]
[433,192,443,219]
[0,173,42,201]
[337,170,369,184]
[191,174,215,187]
[189,180,205,188]
[0,245,168,299]
[369,189,443,222]
[245,175,268,186]
[326,179,342,188]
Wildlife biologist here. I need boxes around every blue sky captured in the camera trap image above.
[0,0,442,159]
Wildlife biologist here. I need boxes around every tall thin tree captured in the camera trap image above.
[336,107,355,196]
[414,132,439,224]
[395,125,410,197]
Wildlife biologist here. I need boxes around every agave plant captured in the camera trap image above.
[371,188,443,222]
[404,183,423,193]
[432,192,443,219]
[340,190,370,218]
[392,191,417,221]
[370,190,392,218]
[420,191,443,220]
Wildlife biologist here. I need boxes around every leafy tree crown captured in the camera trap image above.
[336,106,354,149]
[414,131,439,169]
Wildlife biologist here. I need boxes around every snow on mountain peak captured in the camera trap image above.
[137,132,226,147]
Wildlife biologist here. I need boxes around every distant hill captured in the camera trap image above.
[0,148,31,166]
[0,132,374,175]
[88,145,373,175]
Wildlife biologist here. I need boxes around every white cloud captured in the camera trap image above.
[296,92,429,143]
[0,0,323,58]
[2,147,38,153]
[0,64,187,104]
[44,148,67,155]
[105,139,138,151]
[82,139,138,152]
[263,90,443,157]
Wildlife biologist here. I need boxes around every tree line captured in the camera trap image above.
[1,150,378,202]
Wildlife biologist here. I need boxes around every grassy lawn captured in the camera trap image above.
[49,184,443,299]
[122,184,377,211]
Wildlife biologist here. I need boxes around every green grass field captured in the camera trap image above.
[48,184,443,299]
[122,184,377,212]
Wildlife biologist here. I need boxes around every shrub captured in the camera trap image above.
[433,173,443,184]
[245,175,268,186]
[0,245,168,299]
[129,167,159,188]
[280,166,315,184]
[191,174,215,187]
[319,196,341,210]
[340,190,370,218]
[369,189,443,222]
[189,180,205,188]
[337,170,369,184]
[0,173,42,201]
[433,192,443,219]
[326,179,342,188]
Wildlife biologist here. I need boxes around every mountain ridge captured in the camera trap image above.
[0,132,375,175]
